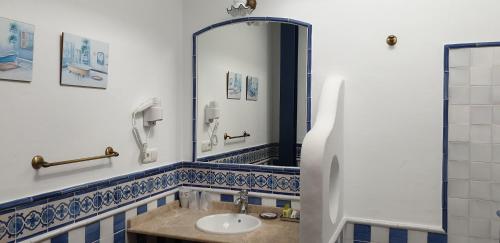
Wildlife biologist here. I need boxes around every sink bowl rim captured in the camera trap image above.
[195,213,262,235]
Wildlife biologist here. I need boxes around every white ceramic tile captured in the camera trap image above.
[471,125,491,143]
[449,142,470,161]
[262,198,276,207]
[493,107,500,124]
[471,143,492,162]
[468,237,495,243]
[493,144,500,163]
[147,200,157,211]
[407,230,427,243]
[491,220,500,240]
[492,183,500,202]
[100,216,114,240]
[344,223,354,240]
[166,194,175,203]
[493,47,500,65]
[471,86,491,105]
[450,48,471,68]
[492,66,500,85]
[471,106,492,124]
[125,207,137,221]
[492,164,500,182]
[449,160,470,179]
[449,179,470,198]
[450,86,470,105]
[291,200,300,210]
[449,216,469,236]
[39,240,51,243]
[471,48,494,67]
[470,199,492,218]
[493,125,500,143]
[469,218,490,238]
[471,162,492,180]
[470,181,491,200]
[100,236,113,243]
[493,86,500,104]
[370,226,389,243]
[449,197,469,217]
[450,67,470,86]
[450,105,470,124]
[470,66,492,85]
[449,124,470,142]
[68,227,85,243]
[446,234,468,243]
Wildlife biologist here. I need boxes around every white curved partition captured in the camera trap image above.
[300,77,344,243]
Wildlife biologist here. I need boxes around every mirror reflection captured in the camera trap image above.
[195,21,309,167]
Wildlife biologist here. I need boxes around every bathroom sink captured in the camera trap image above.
[195,213,261,234]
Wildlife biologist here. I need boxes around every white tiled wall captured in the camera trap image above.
[448,47,500,242]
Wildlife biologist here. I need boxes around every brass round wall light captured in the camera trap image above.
[246,0,257,10]
[386,35,397,46]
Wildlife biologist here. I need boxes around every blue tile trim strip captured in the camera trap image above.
[389,228,408,243]
[192,17,313,161]
[85,221,100,243]
[51,232,68,243]
[0,161,300,243]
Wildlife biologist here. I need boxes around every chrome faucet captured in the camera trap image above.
[234,190,249,214]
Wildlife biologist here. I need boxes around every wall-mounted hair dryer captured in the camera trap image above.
[132,97,163,163]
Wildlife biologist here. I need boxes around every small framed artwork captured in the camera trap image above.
[227,71,242,99]
[246,76,258,101]
[60,32,109,89]
[0,17,35,82]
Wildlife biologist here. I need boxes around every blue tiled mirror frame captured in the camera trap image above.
[191,17,313,161]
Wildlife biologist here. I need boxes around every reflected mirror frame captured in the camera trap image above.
[192,17,312,162]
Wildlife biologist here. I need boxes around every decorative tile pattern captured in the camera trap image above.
[197,143,279,164]
[0,161,300,242]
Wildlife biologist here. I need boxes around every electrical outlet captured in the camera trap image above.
[143,148,158,163]
[201,140,212,152]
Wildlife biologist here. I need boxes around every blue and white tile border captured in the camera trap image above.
[197,143,279,164]
[0,161,299,243]
[191,17,313,161]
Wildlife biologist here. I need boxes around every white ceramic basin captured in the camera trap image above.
[196,213,261,234]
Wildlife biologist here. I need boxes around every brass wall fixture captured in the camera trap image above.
[32,146,119,169]
[386,35,398,46]
[224,131,250,140]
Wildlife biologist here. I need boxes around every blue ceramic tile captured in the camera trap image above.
[248,196,262,205]
[427,233,447,243]
[113,212,125,233]
[220,194,234,202]
[85,221,100,243]
[51,232,68,243]
[276,199,291,208]
[157,197,166,207]
[354,224,371,242]
[389,228,407,243]
[137,204,147,215]
[113,230,125,243]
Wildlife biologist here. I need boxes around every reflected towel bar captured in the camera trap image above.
[31,146,119,169]
[224,131,250,140]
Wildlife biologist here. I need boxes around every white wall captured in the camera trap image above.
[180,0,500,230]
[196,23,279,157]
[0,0,183,202]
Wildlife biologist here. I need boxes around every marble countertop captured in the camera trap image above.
[127,201,299,243]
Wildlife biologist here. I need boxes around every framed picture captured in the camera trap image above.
[227,71,242,99]
[246,76,258,101]
[60,32,109,88]
[0,17,35,82]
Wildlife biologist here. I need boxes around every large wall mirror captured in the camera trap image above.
[193,18,311,167]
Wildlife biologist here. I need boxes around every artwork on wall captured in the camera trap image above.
[61,32,109,88]
[246,76,258,101]
[227,71,242,99]
[0,17,35,82]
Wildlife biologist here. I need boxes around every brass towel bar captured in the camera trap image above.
[31,146,119,169]
[224,131,250,140]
